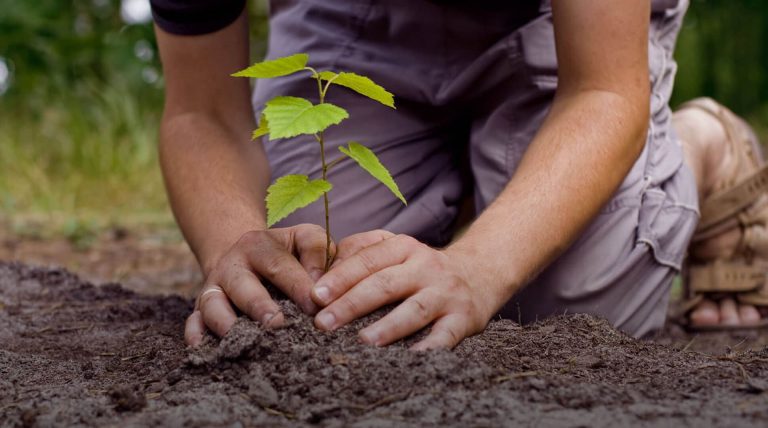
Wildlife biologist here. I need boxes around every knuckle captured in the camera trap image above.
[395,234,419,250]
[261,253,292,278]
[370,274,396,299]
[418,252,444,272]
[298,223,326,237]
[375,229,395,238]
[223,272,249,292]
[238,230,264,246]
[411,296,431,321]
[357,251,379,275]
[340,296,362,318]
[438,324,461,346]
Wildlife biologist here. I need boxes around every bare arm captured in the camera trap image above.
[156,11,267,272]
[155,12,329,345]
[309,0,651,349]
[446,0,651,306]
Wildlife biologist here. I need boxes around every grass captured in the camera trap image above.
[0,77,174,237]
[0,79,766,242]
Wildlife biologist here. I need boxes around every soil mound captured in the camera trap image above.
[1,262,767,427]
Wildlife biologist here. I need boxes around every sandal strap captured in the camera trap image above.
[738,290,768,306]
[688,260,765,293]
[698,166,768,232]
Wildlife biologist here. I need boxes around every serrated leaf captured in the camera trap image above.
[265,175,332,227]
[339,142,406,205]
[231,53,309,78]
[263,96,348,139]
[319,72,395,108]
[252,114,269,140]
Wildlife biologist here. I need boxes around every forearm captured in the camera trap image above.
[154,11,270,276]
[447,90,648,310]
[160,113,270,276]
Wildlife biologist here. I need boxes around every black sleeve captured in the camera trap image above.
[150,0,247,36]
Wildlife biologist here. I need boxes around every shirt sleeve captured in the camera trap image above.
[150,0,247,35]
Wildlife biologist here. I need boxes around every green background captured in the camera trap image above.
[0,0,766,233]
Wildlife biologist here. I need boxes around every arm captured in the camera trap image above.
[157,11,266,275]
[156,11,328,345]
[309,0,651,349]
[446,0,651,310]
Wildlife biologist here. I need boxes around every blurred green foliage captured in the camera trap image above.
[1,1,152,103]
[0,0,766,231]
[0,0,268,231]
[672,0,768,135]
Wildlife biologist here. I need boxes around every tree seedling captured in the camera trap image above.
[232,53,407,271]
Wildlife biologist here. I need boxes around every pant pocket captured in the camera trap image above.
[636,166,699,270]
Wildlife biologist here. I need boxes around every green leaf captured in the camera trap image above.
[263,96,348,139]
[252,114,269,140]
[339,142,406,205]
[318,71,395,108]
[265,175,332,227]
[231,53,309,78]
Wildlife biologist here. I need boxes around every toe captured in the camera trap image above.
[738,304,761,325]
[719,298,740,326]
[689,298,720,326]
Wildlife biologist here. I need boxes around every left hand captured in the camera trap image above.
[310,230,497,350]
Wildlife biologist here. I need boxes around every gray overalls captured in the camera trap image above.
[253,0,699,337]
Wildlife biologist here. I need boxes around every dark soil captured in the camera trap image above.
[2,262,768,427]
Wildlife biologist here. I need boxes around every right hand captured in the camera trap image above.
[185,224,335,346]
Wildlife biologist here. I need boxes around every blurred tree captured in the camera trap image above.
[0,0,269,115]
[0,0,161,114]
[672,0,768,131]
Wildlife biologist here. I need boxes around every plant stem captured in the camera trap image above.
[325,154,347,171]
[319,132,332,272]
[315,74,333,272]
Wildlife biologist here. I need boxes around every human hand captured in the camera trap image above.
[310,230,497,350]
[185,224,334,346]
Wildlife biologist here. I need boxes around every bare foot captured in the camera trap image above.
[689,297,761,327]
[673,102,766,328]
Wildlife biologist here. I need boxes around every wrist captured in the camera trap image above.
[443,239,523,316]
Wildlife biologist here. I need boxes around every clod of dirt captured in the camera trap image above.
[1,261,768,427]
[108,384,147,412]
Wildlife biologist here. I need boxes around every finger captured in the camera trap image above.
[358,290,443,347]
[244,238,319,314]
[411,314,468,351]
[184,310,206,347]
[198,286,238,337]
[314,264,414,331]
[333,230,395,266]
[312,234,416,306]
[220,268,284,327]
[292,224,336,282]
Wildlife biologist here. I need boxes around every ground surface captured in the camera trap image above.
[2,258,768,427]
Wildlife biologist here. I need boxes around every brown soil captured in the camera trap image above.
[2,262,768,427]
[0,224,200,297]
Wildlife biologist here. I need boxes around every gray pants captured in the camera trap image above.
[253,0,699,337]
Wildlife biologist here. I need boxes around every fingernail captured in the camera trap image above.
[359,329,379,346]
[314,286,331,304]
[316,311,336,330]
[261,312,276,325]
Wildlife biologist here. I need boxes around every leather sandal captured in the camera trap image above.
[680,97,768,330]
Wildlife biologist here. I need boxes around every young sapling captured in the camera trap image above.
[232,53,407,272]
